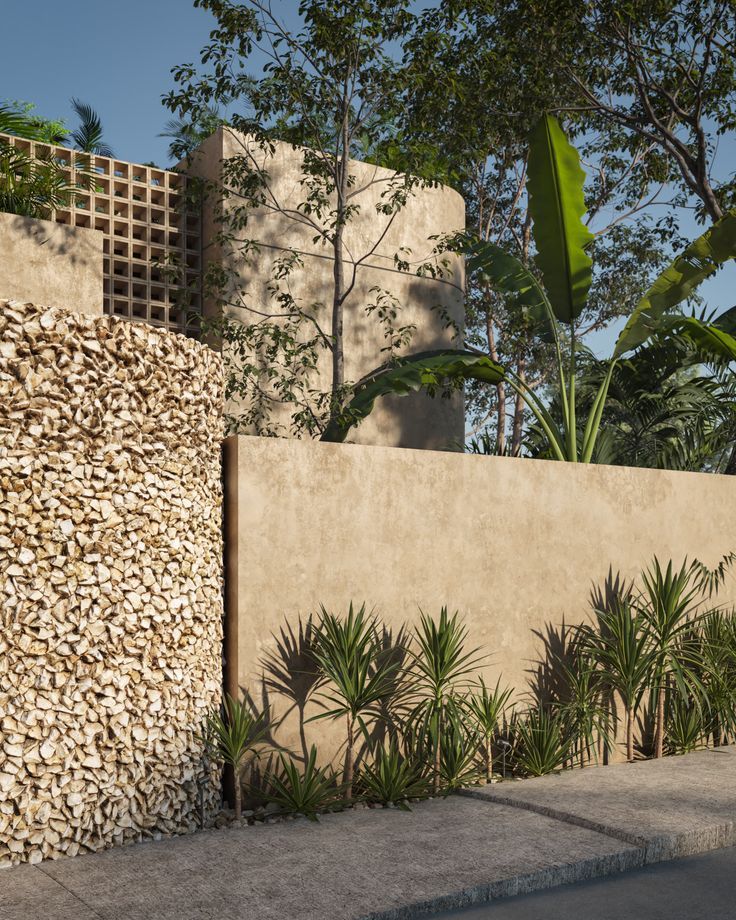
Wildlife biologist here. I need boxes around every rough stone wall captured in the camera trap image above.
[0,300,224,866]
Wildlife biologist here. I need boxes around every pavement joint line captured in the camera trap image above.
[457,787,649,850]
[35,863,106,920]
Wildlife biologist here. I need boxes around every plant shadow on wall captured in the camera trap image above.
[200,553,736,826]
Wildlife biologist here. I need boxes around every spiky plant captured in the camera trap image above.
[358,741,429,808]
[638,558,709,758]
[202,694,269,819]
[308,603,402,800]
[409,608,484,793]
[510,707,573,777]
[463,677,513,781]
[263,745,339,820]
[584,595,656,763]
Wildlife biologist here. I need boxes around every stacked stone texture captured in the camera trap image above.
[0,300,224,865]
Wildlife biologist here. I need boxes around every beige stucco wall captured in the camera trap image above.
[226,435,736,762]
[0,213,103,316]
[189,128,465,450]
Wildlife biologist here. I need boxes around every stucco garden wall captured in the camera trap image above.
[0,214,103,317]
[0,300,224,866]
[225,435,736,761]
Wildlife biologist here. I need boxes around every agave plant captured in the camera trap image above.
[463,677,513,782]
[263,745,339,820]
[308,603,402,800]
[322,115,736,455]
[358,741,429,808]
[408,607,484,793]
[202,693,269,819]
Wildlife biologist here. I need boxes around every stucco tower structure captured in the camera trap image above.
[188,127,466,450]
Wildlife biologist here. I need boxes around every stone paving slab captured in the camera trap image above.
[0,864,99,920]
[462,746,736,863]
[2,797,640,920]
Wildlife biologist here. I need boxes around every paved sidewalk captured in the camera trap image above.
[1,749,734,920]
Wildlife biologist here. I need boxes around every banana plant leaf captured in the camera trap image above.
[665,315,736,364]
[614,212,736,358]
[460,236,556,343]
[526,114,594,324]
[713,303,736,337]
[321,350,505,443]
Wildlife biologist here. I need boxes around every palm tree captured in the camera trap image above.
[308,603,401,800]
[0,104,84,218]
[69,99,115,157]
[322,115,736,452]
[160,104,225,161]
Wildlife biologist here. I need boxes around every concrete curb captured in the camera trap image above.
[371,749,736,918]
[363,847,646,919]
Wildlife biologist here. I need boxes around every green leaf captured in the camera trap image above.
[668,315,736,364]
[614,212,736,358]
[527,114,594,324]
[321,350,505,443]
[460,237,556,343]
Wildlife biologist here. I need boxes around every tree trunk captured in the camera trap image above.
[485,734,493,783]
[486,313,506,454]
[233,765,242,820]
[344,713,355,800]
[626,704,634,763]
[433,704,442,794]
[511,357,527,456]
[655,683,666,758]
[330,104,350,418]
[723,444,736,476]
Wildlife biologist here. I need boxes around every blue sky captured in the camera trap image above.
[2,0,734,355]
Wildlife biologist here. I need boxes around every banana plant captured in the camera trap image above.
[321,115,736,460]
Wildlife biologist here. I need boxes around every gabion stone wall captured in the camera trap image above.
[0,300,224,866]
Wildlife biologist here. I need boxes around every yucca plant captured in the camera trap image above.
[638,558,709,759]
[510,707,573,777]
[437,702,482,790]
[584,595,656,763]
[202,693,269,819]
[409,607,484,793]
[358,741,429,808]
[463,677,513,782]
[323,116,736,452]
[263,745,339,820]
[666,690,705,755]
[697,609,736,746]
[308,603,402,800]
[557,652,611,767]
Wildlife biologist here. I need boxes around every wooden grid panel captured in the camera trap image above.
[2,134,202,335]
